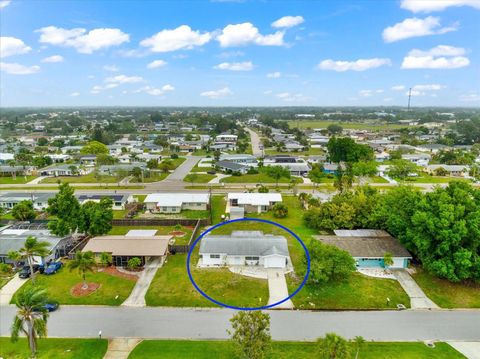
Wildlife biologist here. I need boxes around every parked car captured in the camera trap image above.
[33,300,59,312]
[44,262,63,275]
[207,170,217,175]
[18,264,43,279]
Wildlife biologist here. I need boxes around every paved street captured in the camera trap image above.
[245,127,263,157]
[1,305,479,341]
[164,156,202,181]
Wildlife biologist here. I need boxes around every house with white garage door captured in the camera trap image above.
[199,231,291,269]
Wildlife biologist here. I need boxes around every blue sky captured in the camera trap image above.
[0,0,479,107]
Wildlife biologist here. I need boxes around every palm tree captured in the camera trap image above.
[383,252,394,269]
[8,250,22,270]
[317,333,351,359]
[68,251,96,289]
[18,236,50,285]
[352,336,365,359]
[11,286,49,357]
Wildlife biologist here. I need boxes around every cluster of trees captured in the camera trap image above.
[47,183,113,237]
[433,148,476,165]
[304,182,480,283]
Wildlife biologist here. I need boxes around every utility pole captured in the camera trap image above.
[407,87,412,112]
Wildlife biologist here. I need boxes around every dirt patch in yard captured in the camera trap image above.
[168,231,186,237]
[70,283,101,297]
[101,266,138,281]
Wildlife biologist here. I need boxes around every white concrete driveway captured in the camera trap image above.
[208,174,231,184]
[393,270,438,309]
[267,269,294,309]
[448,342,480,359]
[0,274,27,305]
[122,257,164,307]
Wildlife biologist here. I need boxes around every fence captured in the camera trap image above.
[168,219,206,254]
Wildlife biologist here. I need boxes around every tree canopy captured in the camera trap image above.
[327,137,374,163]
[80,140,109,155]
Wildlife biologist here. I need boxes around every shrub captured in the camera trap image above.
[0,263,12,274]
[170,153,179,159]
[127,257,142,270]
[272,203,288,218]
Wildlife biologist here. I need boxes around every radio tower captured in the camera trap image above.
[407,87,412,112]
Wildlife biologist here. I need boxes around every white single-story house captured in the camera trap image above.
[227,193,282,214]
[0,192,56,211]
[215,134,238,143]
[315,229,412,269]
[263,156,311,176]
[402,153,431,167]
[219,154,258,166]
[199,231,291,269]
[144,193,210,213]
[216,160,250,174]
[82,234,171,267]
[40,164,90,177]
[0,153,14,164]
[76,193,134,210]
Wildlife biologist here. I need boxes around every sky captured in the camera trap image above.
[0,0,479,107]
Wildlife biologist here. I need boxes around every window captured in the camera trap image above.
[210,254,220,259]
[162,207,167,211]
[245,256,259,261]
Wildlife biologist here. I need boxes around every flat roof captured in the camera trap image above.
[125,230,157,237]
[228,193,282,206]
[144,193,210,207]
[82,235,171,256]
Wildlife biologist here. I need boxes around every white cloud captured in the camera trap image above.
[0,62,40,75]
[140,25,211,53]
[69,92,80,97]
[214,61,253,71]
[391,85,406,91]
[0,1,11,9]
[105,74,144,84]
[41,55,64,63]
[276,92,309,102]
[134,84,175,96]
[91,83,119,94]
[459,92,480,102]
[382,17,457,43]
[200,87,233,99]
[263,90,273,95]
[103,64,119,72]
[267,71,281,78]
[0,37,31,58]
[218,50,245,58]
[401,45,470,69]
[317,58,391,71]
[406,84,446,96]
[217,23,285,47]
[271,15,304,28]
[401,0,480,13]
[147,60,168,69]
[36,26,129,54]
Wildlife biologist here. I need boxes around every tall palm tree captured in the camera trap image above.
[11,286,49,358]
[18,236,50,285]
[68,251,96,289]
[352,336,365,359]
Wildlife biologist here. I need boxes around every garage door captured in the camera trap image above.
[264,255,285,268]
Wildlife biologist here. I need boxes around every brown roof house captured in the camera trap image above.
[314,229,411,269]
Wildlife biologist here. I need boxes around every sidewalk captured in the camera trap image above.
[0,274,26,305]
[103,338,142,359]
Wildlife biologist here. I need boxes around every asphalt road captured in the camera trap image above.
[164,155,202,181]
[1,306,479,341]
[245,127,263,157]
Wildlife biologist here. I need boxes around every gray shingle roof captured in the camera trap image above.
[200,231,289,257]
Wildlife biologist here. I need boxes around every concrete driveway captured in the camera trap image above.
[122,257,164,307]
[393,270,439,309]
[267,269,294,309]
[448,342,480,359]
[0,274,27,305]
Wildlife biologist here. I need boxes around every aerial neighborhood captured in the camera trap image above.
[0,108,479,357]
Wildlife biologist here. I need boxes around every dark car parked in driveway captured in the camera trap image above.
[44,262,63,275]
[33,300,60,312]
[18,264,43,279]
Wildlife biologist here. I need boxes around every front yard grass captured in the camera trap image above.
[0,338,108,359]
[0,175,36,184]
[412,267,480,308]
[129,340,464,359]
[131,172,168,183]
[108,225,194,244]
[12,266,136,306]
[0,274,13,289]
[183,173,216,183]
[211,195,226,224]
[112,209,128,219]
[287,272,410,310]
[145,253,269,308]
[170,157,186,169]
[41,173,119,184]
[222,172,302,184]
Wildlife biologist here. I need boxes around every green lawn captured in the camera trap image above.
[183,173,216,183]
[0,274,13,289]
[170,157,186,169]
[221,171,302,184]
[112,210,128,219]
[12,266,136,306]
[0,338,108,359]
[287,272,410,310]
[401,174,471,184]
[412,267,480,308]
[134,194,147,202]
[288,119,410,131]
[190,164,214,172]
[211,195,227,224]
[131,172,168,183]
[0,175,36,184]
[41,173,119,184]
[145,253,269,308]
[129,340,464,359]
